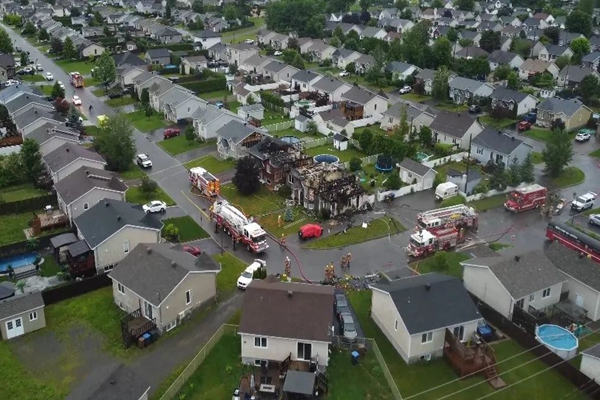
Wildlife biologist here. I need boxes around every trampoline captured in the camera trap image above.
[375,155,394,172]
[281,135,301,144]
[314,154,339,164]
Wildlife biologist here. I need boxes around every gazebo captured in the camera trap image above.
[282,370,317,399]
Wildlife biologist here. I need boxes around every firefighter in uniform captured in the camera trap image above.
[340,255,348,271]
[347,253,352,269]
[284,256,291,277]
[280,234,286,247]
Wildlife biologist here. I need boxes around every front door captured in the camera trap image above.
[144,301,153,320]
[6,317,24,339]
[297,342,312,361]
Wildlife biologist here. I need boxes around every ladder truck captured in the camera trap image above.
[211,200,269,253]
[189,167,220,197]
[417,204,478,231]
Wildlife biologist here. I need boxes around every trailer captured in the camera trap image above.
[211,200,268,253]
[189,167,220,197]
[417,204,478,231]
[406,226,465,257]
[504,184,547,213]
[69,72,84,88]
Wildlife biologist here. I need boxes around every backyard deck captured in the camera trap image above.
[31,210,69,235]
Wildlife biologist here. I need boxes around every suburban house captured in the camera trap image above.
[312,77,352,102]
[163,93,206,123]
[118,66,146,88]
[54,166,128,222]
[78,41,106,59]
[461,250,567,320]
[0,292,45,340]
[181,55,208,74]
[332,48,362,70]
[370,273,484,364]
[487,50,524,71]
[73,199,163,274]
[448,77,493,104]
[109,243,221,333]
[470,128,533,168]
[237,104,265,122]
[192,30,221,50]
[5,93,53,118]
[430,111,485,149]
[312,108,354,136]
[447,169,482,195]
[192,105,241,141]
[340,86,388,119]
[385,61,420,81]
[0,53,16,82]
[43,143,107,183]
[291,70,322,92]
[216,120,268,159]
[397,158,436,190]
[112,51,146,68]
[380,103,436,132]
[238,280,334,369]
[539,45,573,62]
[582,52,600,70]
[536,98,592,130]
[581,345,600,385]
[415,68,456,95]
[25,122,81,156]
[262,60,299,83]
[490,87,538,117]
[227,43,260,66]
[558,66,600,88]
[455,46,489,59]
[145,48,171,66]
[66,364,150,400]
[518,59,560,80]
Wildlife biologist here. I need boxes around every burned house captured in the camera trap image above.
[247,137,313,187]
[290,163,367,216]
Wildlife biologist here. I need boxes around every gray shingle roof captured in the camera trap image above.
[313,77,348,93]
[54,166,128,205]
[0,292,44,321]
[546,241,600,291]
[291,69,321,83]
[491,87,529,103]
[385,61,415,74]
[398,158,433,177]
[216,120,263,144]
[43,143,106,174]
[582,51,600,63]
[74,199,163,249]
[537,98,586,118]
[472,128,528,155]
[0,85,40,103]
[342,86,378,105]
[559,65,597,84]
[5,93,50,114]
[26,122,80,146]
[415,68,436,81]
[487,50,520,65]
[430,111,478,138]
[14,108,63,128]
[449,76,487,92]
[372,273,482,334]
[146,48,170,59]
[545,44,571,57]
[463,249,567,299]
[109,243,220,306]
[456,46,489,58]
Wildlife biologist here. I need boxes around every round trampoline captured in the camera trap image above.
[375,155,394,172]
[313,154,340,164]
[280,136,301,144]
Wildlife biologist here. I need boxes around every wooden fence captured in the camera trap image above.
[0,193,56,215]
[42,274,111,306]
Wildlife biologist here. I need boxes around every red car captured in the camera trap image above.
[164,128,181,139]
[518,121,532,132]
[183,245,201,256]
[298,223,323,240]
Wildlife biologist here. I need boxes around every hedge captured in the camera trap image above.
[261,91,285,107]
[148,43,194,52]
[52,16,72,26]
[180,77,227,94]
[221,21,255,33]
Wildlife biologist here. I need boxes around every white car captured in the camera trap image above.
[571,192,598,211]
[399,85,412,94]
[36,64,43,71]
[339,71,350,77]
[590,214,600,225]
[142,200,167,214]
[576,132,592,142]
[273,51,282,56]
[45,72,53,81]
[15,61,20,68]
[136,153,152,168]
[236,259,266,289]
[244,39,254,44]
[57,81,65,90]
[72,95,82,106]
[4,79,20,86]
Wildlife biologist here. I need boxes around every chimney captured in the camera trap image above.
[514,255,520,262]
[65,147,69,152]
[105,201,109,207]
[511,136,515,140]
[425,283,431,291]
[498,130,502,134]
[109,380,115,385]
[85,170,90,175]
[288,290,293,297]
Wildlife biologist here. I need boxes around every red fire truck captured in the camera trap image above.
[69,72,84,88]
[546,221,600,264]
[211,200,269,253]
[417,204,478,231]
[189,167,220,197]
[504,184,547,213]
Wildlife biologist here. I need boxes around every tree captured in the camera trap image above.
[401,22,430,67]
[432,67,451,103]
[432,37,453,68]
[70,7,81,17]
[507,72,520,90]
[50,37,63,54]
[0,28,14,54]
[22,21,36,35]
[20,139,43,185]
[493,64,512,81]
[447,28,459,43]
[355,128,373,154]
[38,28,49,42]
[349,157,362,171]
[185,125,196,143]
[579,0,594,15]
[0,104,8,126]
[430,251,449,272]
[519,153,535,183]
[359,0,371,11]
[431,0,444,7]
[53,98,70,115]
[506,157,521,187]
[394,0,408,9]
[383,171,402,190]
[455,0,474,11]
[284,206,294,222]
[479,31,501,53]
[458,38,473,48]
[510,38,532,58]
[62,37,77,60]
[163,223,179,241]
[165,4,172,19]
[51,81,65,99]
[329,0,354,12]
[555,54,571,70]
[224,4,237,20]
[94,51,117,90]
[136,38,148,53]
[579,74,600,100]
[418,126,433,147]
[570,37,590,64]
[566,10,592,37]
[94,114,137,172]
[141,88,150,105]
[94,11,103,25]
[233,157,260,195]
[139,176,158,198]
[20,52,29,66]
[344,38,359,51]
[397,105,410,139]
[67,105,81,127]
[291,53,305,69]
[543,27,560,45]
[345,62,356,74]
[281,49,299,65]
[266,0,325,37]
[542,129,573,178]
[306,120,318,135]
[192,0,204,13]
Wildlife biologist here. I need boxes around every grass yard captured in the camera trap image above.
[433,160,468,178]
[435,103,470,113]
[590,148,600,158]
[185,155,236,174]
[118,164,146,181]
[227,100,241,113]
[213,252,247,295]
[400,93,431,103]
[40,85,53,96]
[411,252,471,278]
[262,109,291,125]
[531,151,543,164]
[353,124,389,136]
[39,256,63,277]
[91,88,105,97]
[84,77,101,88]
[584,207,600,216]
[220,184,285,216]
[469,194,508,212]
[20,74,45,82]
[162,216,209,242]
[55,59,96,75]
[0,212,31,246]
[521,128,577,143]
[306,217,405,249]
[83,125,101,136]
[0,183,47,202]
[221,16,265,44]
[347,290,585,400]
[272,127,319,140]
[489,242,512,251]
[198,90,232,100]
[125,186,176,206]
[124,111,169,132]
[439,195,467,208]
[549,166,585,188]
[157,136,213,156]
[360,163,392,191]
[479,116,517,129]
[304,144,366,163]
[105,97,137,108]
[258,208,317,238]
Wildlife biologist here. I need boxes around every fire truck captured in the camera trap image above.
[69,72,84,88]
[504,184,547,213]
[408,205,478,257]
[211,200,269,253]
[189,167,220,197]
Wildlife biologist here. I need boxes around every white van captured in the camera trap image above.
[435,182,459,200]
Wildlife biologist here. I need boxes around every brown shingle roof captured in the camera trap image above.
[239,280,334,342]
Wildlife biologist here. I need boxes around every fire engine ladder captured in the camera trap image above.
[418,204,473,223]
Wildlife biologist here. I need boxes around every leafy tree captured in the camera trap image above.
[67,105,81,127]
[431,0,444,7]
[328,0,354,12]
[493,64,512,81]
[397,105,410,139]
[555,55,571,70]
[388,39,402,61]
[20,139,43,185]
[570,37,590,64]
[355,128,373,154]
[22,22,36,35]
[432,37,452,68]
[94,11,104,25]
[20,52,29,66]
[430,251,450,272]
[94,114,137,172]
[224,4,237,20]
[529,72,554,88]
[359,0,370,11]
[185,125,196,143]
[458,38,473,48]
[579,0,594,15]
[50,37,63,54]
[543,27,560,45]
[62,37,77,60]
[349,157,362,171]
[94,51,117,90]
[163,223,179,241]
[479,31,501,53]
[345,62,356,74]
[291,53,305,69]
[70,7,81,17]
[456,0,474,11]
[20,0,28,6]
[507,72,520,90]
[141,88,150,105]
[506,157,521,187]
[447,28,459,43]
[307,120,318,135]
[0,28,14,54]
[51,81,65,99]
[38,28,49,42]
[139,176,158,197]
[165,4,172,20]
[519,153,535,183]
[488,163,508,190]
[510,38,532,58]
[233,156,261,195]
[136,38,148,52]
[383,171,402,190]
[54,98,70,115]
[432,67,451,103]
[394,0,408,9]
[566,10,592,37]
[281,49,299,65]
[418,126,433,147]
[266,0,326,37]
[542,129,573,178]
[402,22,430,67]
[344,38,359,51]
[333,26,345,42]
[0,104,8,126]
[579,74,599,100]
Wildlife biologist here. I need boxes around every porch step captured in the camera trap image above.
[488,376,507,389]
[14,265,38,280]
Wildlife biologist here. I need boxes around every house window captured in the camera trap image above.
[117,283,124,294]
[254,337,268,348]
[83,203,89,210]
[421,332,433,344]
[394,320,398,331]
[453,325,465,341]
[185,290,191,305]
[166,320,177,331]
[516,298,524,308]
[476,147,484,155]
[374,104,377,110]
[123,240,130,254]
[29,311,37,321]
[420,353,432,361]
[408,172,413,179]
[389,117,393,123]
[254,359,268,367]
[297,342,312,360]
[104,265,114,272]
[542,288,551,298]
[529,294,535,302]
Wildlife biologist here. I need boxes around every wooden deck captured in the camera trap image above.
[127,316,152,334]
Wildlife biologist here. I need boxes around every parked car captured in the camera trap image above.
[232,388,241,400]
[273,51,282,56]
[107,91,123,99]
[576,129,594,142]
[45,72,53,81]
[236,259,267,290]
[340,313,357,342]
[244,39,254,44]
[163,128,181,139]
[589,214,600,225]
[571,192,597,211]
[15,46,20,52]
[57,81,65,90]
[36,64,43,71]
[399,85,412,94]
[136,153,152,168]
[524,112,537,124]
[298,223,323,240]
[16,67,33,75]
[468,105,481,114]
[334,292,350,321]
[72,95,82,106]
[339,71,350,77]
[518,121,531,132]
[182,245,202,256]
[142,200,167,213]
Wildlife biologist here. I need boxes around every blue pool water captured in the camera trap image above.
[314,154,339,164]
[0,252,39,273]
[537,324,578,350]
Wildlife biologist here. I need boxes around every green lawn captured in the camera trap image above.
[91,88,105,97]
[220,184,284,216]
[479,116,517,129]
[353,124,389,136]
[360,163,391,191]
[55,59,96,75]
[20,74,45,82]
[306,217,405,249]
[304,144,366,163]
[221,16,265,44]
[40,85,53,96]
[105,97,137,108]
[590,148,600,158]
[227,100,241,113]
[0,183,47,202]
[118,164,146,181]
[400,93,431,103]
[198,90,232,100]
[258,208,318,238]
[157,136,213,156]
[39,256,63,277]
[439,195,467,208]
[584,207,600,216]
[469,194,508,212]
[124,111,169,132]
[531,151,543,164]
[162,216,209,242]
[347,290,585,400]
[271,127,319,140]
[84,77,101,88]
[411,252,471,278]
[213,252,247,295]
[549,166,585,188]
[125,186,176,206]
[435,103,470,112]
[262,109,291,125]
[521,128,575,143]
[83,125,101,136]
[0,212,31,246]
[184,155,236,174]
[489,242,512,251]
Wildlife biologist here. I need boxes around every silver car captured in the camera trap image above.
[590,214,600,226]
[340,313,357,342]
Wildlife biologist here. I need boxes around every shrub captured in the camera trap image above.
[434,143,454,158]
[163,224,179,241]
[278,185,292,198]
[349,157,362,171]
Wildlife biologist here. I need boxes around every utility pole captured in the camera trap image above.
[464,134,472,194]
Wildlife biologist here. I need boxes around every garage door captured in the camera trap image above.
[6,317,24,339]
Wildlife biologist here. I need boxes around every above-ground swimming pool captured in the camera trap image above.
[280,135,301,144]
[0,252,40,273]
[416,152,431,162]
[313,154,340,164]
[535,324,579,360]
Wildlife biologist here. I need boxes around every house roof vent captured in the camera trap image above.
[171,261,177,268]
[117,215,121,221]
[105,201,109,207]
[147,247,152,254]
